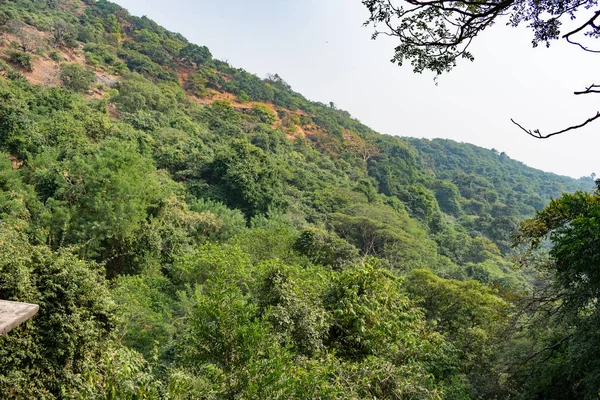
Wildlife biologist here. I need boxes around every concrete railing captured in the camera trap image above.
[0,300,39,335]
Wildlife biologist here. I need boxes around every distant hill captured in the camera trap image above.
[407,137,592,214]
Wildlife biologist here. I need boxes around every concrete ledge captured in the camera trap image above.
[0,300,39,335]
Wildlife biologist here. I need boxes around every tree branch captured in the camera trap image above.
[520,334,573,366]
[562,9,600,52]
[511,112,600,139]
[574,83,600,95]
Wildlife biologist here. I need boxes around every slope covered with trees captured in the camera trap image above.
[0,0,595,398]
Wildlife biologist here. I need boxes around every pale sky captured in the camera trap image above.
[113,0,599,178]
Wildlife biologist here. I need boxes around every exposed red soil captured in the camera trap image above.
[0,27,322,143]
[26,56,60,86]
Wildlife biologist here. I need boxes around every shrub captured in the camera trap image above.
[251,104,277,124]
[184,73,208,97]
[118,48,178,82]
[83,43,117,67]
[60,63,96,93]
[7,50,33,71]
[77,25,99,43]
[238,90,250,102]
[0,59,12,73]
[6,70,26,81]
[64,36,80,49]
[49,50,63,62]
[112,60,128,74]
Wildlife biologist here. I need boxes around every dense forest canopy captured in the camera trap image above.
[0,0,596,398]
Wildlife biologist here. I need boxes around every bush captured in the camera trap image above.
[7,50,33,71]
[118,48,178,82]
[6,70,26,81]
[49,50,63,62]
[238,90,250,102]
[77,25,99,43]
[184,73,208,97]
[64,36,79,49]
[60,63,96,93]
[251,104,277,124]
[83,43,117,67]
[0,59,12,73]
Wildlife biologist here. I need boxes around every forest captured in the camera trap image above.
[0,0,598,399]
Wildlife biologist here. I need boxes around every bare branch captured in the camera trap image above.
[511,112,600,139]
[574,83,600,95]
[565,35,600,52]
[520,334,573,366]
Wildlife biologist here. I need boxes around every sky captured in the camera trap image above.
[112,0,599,178]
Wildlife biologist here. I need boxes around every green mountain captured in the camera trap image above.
[0,1,594,398]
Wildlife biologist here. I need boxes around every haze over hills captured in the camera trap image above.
[0,1,596,399]
[111,0,600,179]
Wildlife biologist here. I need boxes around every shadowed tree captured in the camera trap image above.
[514,181,600,397]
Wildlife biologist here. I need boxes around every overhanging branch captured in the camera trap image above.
[511,112,600,139]
[574,83,600,95]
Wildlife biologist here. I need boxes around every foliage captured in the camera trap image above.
[7,50,33,71]
[251,103,277,124]
[514,183,600,398]
[83,43,117,67]
[362,0,596,75]
[60,63,96,93]
[208,139,285,216]
[405,269,512,398]
[179,43,212,66]
[362,0,600,137]
[0,1,593,398]
[0,225,118,398]
[294,227,359,269]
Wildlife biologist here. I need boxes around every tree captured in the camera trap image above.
[251,103,277,124]
[209,139,285,217]
[434,181,462,216]
[330,203,440,269]
[343,130,380,162]
[257,261,329,356]
[9,22,40,53]
[49,18,75,47]
[404,269,512,397]
[362,0,600,138]
[294,227,360,270]
[514,182,600,397]
[0,225,115,398]
[179,43,212,66]
[49,139,169,274]
[0,9,14,26]
[323,262,463,397]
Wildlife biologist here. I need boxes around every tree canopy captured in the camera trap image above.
[362,0,600,138]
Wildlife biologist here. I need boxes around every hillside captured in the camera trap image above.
[0,1,595,399]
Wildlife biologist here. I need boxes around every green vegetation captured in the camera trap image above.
[7,50,33,71]
[0,0,595,398]
[60,63,96,92]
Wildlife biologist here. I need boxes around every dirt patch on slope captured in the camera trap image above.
[25,56,60,86]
